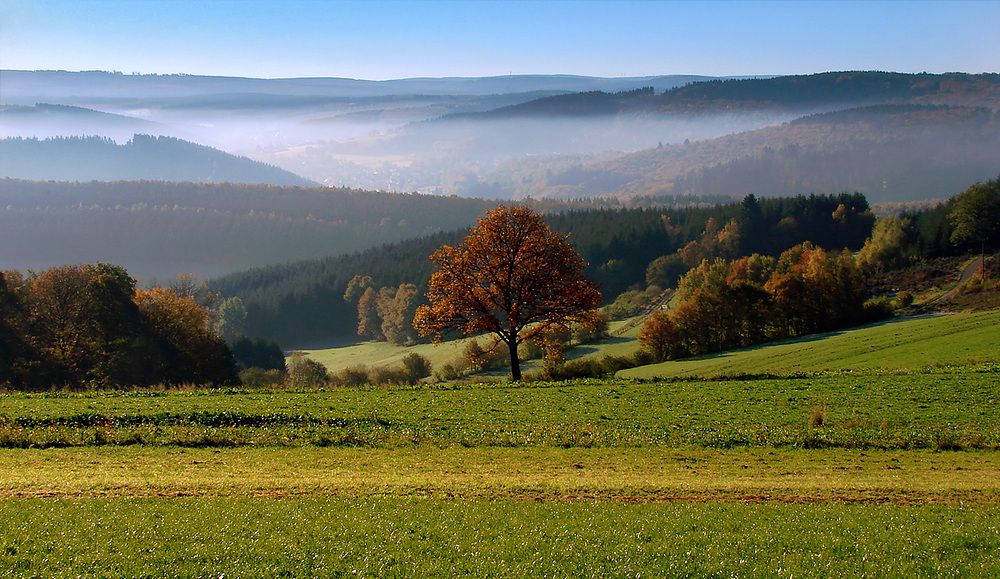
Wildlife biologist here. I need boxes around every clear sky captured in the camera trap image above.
[1,0,997,80]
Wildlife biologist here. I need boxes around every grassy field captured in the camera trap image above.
[302,310,1000,383]
[620,309,1000,379]
[2,311,999,576]
[3,495,997,578]
[298,319,641,378]
[1,496,997,578]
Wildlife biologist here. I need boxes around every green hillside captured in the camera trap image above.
[619,309,1000,379]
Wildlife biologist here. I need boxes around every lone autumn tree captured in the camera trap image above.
[413,205,601,381]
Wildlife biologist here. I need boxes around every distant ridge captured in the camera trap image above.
[0,70,716,102]
[0,134,317,185]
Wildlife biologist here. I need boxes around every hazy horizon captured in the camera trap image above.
[1,1,997,80]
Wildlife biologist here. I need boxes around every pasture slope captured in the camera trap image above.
[0,311,998,576]
[619,309,1000,379]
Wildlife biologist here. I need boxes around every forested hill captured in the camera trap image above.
[651,71,1000,110]
[0,180,499,280]
[211,193,878,347]
[0,103,168,143]
[0,135,316,185]
[439,72,1000,121]
[481,105,1000,202]
[442,88,657,120]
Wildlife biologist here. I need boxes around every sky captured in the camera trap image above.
[1,0,997,80]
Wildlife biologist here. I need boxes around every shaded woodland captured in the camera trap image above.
[211,193,879,347]
[0,179,500,279]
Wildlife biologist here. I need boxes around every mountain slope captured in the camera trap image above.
[481,105,1000,202]
[0,104,171,143]
[0,70,710,102]
[0,134,316,185]
[0,179,497,280]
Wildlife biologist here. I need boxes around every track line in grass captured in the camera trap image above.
[2,446,998,504]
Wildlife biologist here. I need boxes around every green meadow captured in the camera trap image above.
[620,310,1000,379]
[1,310,999,576]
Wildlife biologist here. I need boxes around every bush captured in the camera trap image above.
[332,365,369,387]
[238,367,285,389]
[435,363,461,382]
[518,339,544,362]
[462,339,510,372]
[529,353,642,381]
[862,297,895,322]
[401,353,432,384]
[892,291,915,310]
[286,353,329,388]
[370,366,409,386]
[572,315,609,344]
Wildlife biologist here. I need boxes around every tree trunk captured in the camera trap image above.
[508,336,521,381]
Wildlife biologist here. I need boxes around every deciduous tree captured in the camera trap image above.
[413,205,601,380]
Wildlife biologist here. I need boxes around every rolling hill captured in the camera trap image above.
[0,179,497,280]
[266,72,1000,197]
[5,71,999,202]
[480,104,1000,202]
[0,134,316,185]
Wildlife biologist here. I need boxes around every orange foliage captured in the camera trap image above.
[413,205,601,380]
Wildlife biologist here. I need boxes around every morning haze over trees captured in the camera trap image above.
[1,70,999,387]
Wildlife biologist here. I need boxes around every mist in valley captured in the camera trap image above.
[2,71,781,194]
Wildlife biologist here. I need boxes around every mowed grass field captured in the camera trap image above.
[1,311,999,577]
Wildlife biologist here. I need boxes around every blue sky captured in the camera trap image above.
[1,0,997,79]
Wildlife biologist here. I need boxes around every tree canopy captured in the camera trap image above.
[949,176,1000,249]
[0,264,238,390]
[413,205,601,380]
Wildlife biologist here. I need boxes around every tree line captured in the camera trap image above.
[0,178,501,280]
[638,244,883,361]
[0,264,239,390]
[219,192,877,347]
[638,175,1000,362]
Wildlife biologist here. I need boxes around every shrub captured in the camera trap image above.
[462,339,510,372]
[286,353,329,388]
[238,367,285,389]
[572,314,609,344]
[332,365,369,387]
[435,363,461,382]
[370,366,409,386]
[862,297,895,322]
[809,406,827,428]
[892,291,915,310]
[401,353,432,384]
[518,338,545,361]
